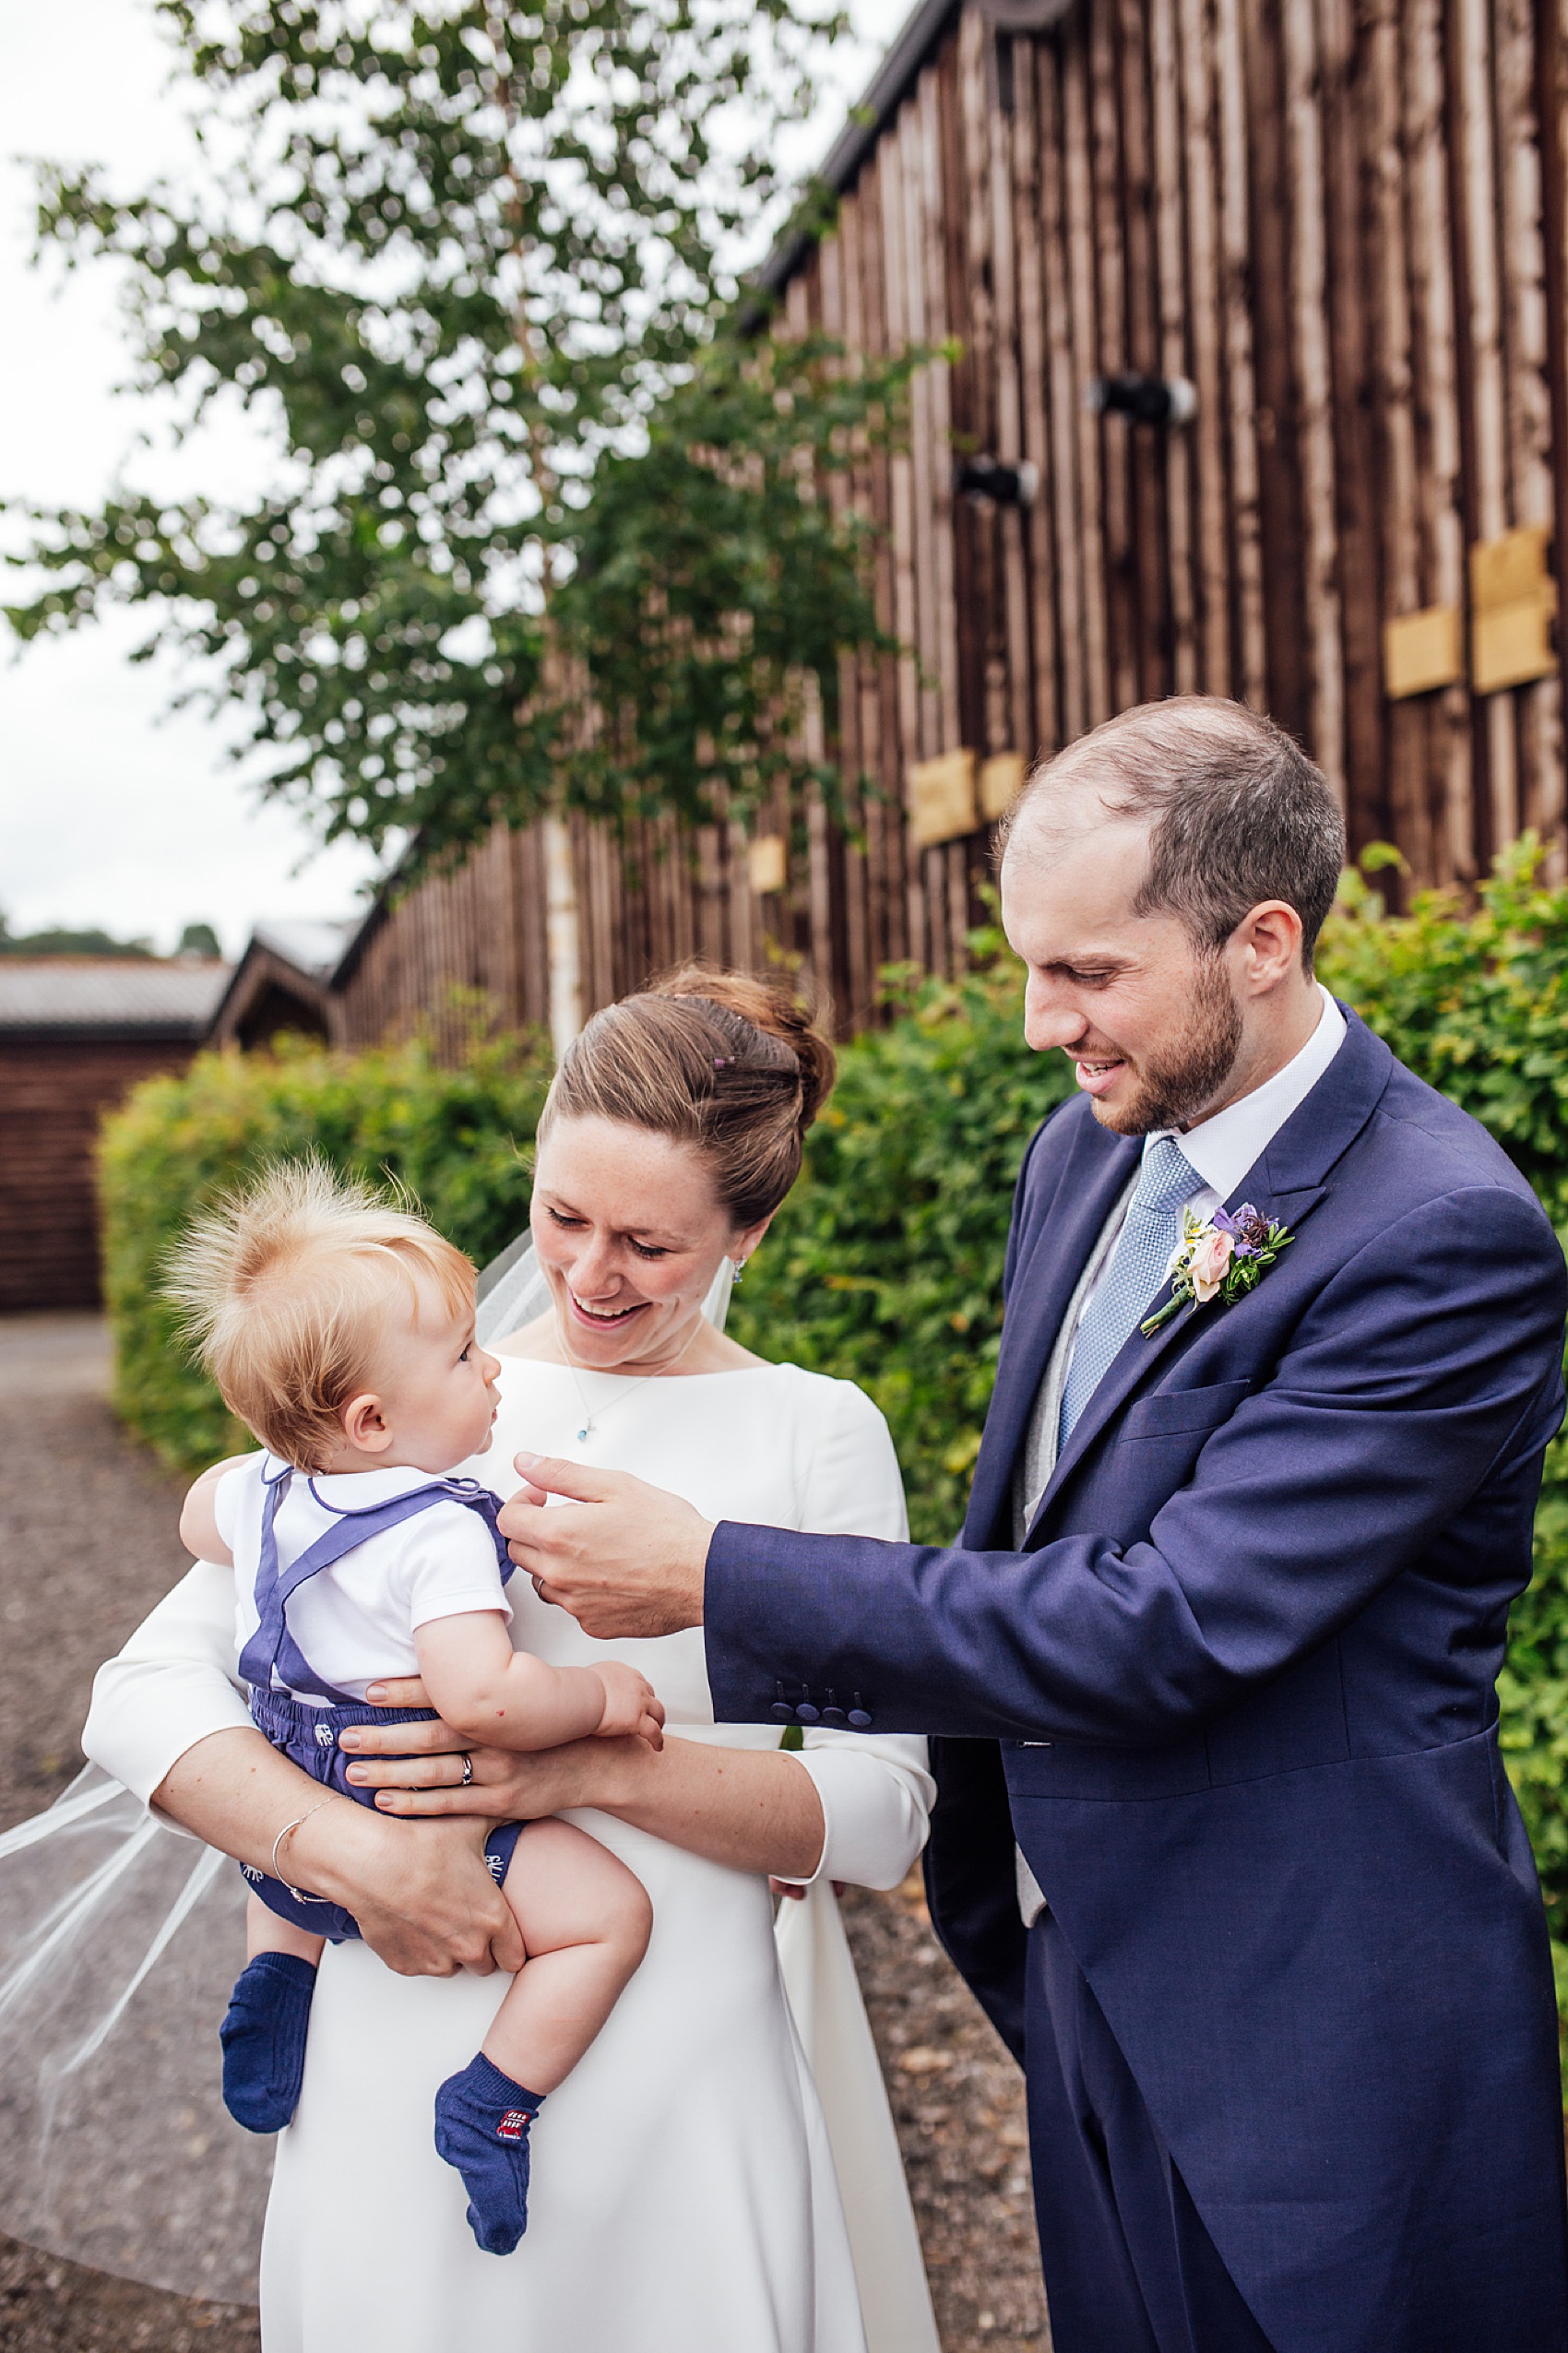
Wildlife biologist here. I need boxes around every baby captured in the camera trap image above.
[167,1159,662,2255]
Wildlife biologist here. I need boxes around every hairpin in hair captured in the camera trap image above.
[712,1056,731,1069]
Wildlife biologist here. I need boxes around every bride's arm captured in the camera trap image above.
[771,1383,933,1891]
[349,1719,828,1879]
[83,1558,522,1975]
[153,1728,524,1975]
[83,1560,255,1809]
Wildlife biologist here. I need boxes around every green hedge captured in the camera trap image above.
[100,847,1568,2000]
[99,1017,552,1468]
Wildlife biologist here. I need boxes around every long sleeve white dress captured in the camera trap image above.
[82,1355,940,2353]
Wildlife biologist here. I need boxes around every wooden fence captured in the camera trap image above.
[333,0,1568,1050]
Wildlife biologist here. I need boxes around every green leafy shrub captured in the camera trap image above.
[99,1020,550,1468]
[1316,838,1568,1225]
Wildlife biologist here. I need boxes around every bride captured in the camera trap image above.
[67,965,941,2353]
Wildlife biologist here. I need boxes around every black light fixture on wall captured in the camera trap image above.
[954,455,1040,507]
[1086,373,1199,427]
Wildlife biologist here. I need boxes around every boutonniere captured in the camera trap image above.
[1141,1203,1295,1337]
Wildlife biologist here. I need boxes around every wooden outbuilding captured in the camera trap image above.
[0,960,230,1312]
[206,921,355,1051]
[263,0,1568,1047]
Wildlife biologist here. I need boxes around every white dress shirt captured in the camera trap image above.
[1011,984,1347,1925]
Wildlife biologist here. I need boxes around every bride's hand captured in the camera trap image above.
[339,1683,636,1820]
[286,1800,525,1979]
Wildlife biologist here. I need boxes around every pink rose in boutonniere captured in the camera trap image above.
[1142,1202,1295,1336]
[1185,1226,1234,1302]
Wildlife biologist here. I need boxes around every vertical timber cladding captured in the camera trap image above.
[792,0,1568,903]
[337,0,1568,1054]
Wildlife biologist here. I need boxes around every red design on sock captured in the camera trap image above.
[496,2109,532,2141]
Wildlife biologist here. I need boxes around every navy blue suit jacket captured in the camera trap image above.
[705,1010,1568,2352]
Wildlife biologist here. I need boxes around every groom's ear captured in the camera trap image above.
[340,1391,394,1454]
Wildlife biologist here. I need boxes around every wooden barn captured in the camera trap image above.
[0,960,231,1312]
[207,920,356,1051]
[303,0,1568,1049]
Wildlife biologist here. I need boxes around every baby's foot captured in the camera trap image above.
[434,2054,546,2255]
[220,1953,318,2133]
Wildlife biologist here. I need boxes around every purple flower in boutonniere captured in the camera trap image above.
[1141,1201,1295,1336]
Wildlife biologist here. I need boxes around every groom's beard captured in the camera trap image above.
[1091,950,1244,1135]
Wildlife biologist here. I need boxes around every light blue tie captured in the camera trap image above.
[1058,1136,1202,1444]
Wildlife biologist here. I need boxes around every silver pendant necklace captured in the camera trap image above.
[558,1311,705,1442]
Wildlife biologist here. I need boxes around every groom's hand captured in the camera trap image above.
[499,1453,714,1639]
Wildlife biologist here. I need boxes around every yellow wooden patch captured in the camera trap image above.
[909,749,978,848]
[1383,606,1463,700]
[747,833,787,896]
[1472,592,1558,695]
[978,751,1027,822]
[1469,525,1552,612]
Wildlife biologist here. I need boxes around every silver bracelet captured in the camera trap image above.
[269,1796,338,1904]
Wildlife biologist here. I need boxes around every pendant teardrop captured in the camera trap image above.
[576,1427,589,1443]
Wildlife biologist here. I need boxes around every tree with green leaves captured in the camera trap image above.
[0,911,156,958]
[6,1,912,1045]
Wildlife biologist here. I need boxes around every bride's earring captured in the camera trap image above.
[731,1256,747,1283]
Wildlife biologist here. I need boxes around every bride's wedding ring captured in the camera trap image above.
[459,1753,474,1788]
[532,1573,545,1600]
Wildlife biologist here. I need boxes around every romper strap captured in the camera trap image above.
[238,1471,512,1705]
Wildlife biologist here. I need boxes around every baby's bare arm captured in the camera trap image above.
[179,1456,251,1566]
[414,1612,664,1751]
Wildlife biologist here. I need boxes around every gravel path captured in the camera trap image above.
[0,1313,1049,2351]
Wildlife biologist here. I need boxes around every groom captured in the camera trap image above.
[502,696,1568,2353]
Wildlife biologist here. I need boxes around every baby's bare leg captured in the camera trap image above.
[433,1821,651,2253]
[483,1818,652,2091]
[245,1891,326,1967]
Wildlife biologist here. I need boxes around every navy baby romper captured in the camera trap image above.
[238,1459,523,1938]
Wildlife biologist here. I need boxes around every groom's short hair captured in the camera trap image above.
[1008,695,1347,971]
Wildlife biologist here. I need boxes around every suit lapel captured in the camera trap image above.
[1023,1008,1395,1537]
[1035,1178,1331,1515]
[964,1113,1140,1546]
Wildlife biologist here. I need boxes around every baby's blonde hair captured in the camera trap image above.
[164,1159,476,1471]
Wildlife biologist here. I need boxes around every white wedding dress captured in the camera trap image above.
[78,1353,941,2353]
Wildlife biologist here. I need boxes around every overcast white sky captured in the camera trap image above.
[0,0,905,958]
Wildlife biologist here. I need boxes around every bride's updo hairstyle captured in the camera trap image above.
[539,963,836,1230]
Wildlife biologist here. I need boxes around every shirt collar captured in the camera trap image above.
[1146,983,1348,1203]
[265,1456,449,1509]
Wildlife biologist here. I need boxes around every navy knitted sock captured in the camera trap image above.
[220,1952,318,2133]
[434,2053,546,2255]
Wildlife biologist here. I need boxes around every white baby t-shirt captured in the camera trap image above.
[217,1453,512,1706]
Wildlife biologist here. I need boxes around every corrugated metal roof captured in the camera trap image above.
[251,918,357,981]
[0,958,232,1034]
